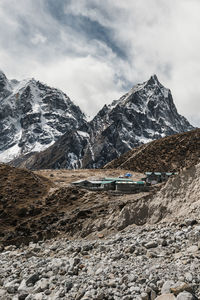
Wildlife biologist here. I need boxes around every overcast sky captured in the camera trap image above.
[0,0,200,126]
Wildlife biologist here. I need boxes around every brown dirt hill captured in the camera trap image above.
[0,167,146,247]
[104,128,200,172]
[0,164,53,245]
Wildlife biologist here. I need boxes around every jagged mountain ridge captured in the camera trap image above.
[84,75,193,168]
[0,70,86,162]
[9,74,194,170]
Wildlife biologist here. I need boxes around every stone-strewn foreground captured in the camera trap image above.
[0,220,199,300]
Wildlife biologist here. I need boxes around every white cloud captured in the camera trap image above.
[0,0,200,125]
[28,56,124,117]
[31,33,47,45]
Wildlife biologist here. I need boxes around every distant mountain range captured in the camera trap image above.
[0,70,194,169]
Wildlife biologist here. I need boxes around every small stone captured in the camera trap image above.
[129,245,135,253]
[95,268,103,275]
[98,233,104,238]
[4,245,16,251]
[173,252,182,259]
[151,290,157,300]
[177,291,194,300]
[59,289,65,297]
[96,293,106,300]
[170,283,193,295]
[185,273,193,282]
[26,273,40,286]
[106,279,116,288]
[161,281,175,294]
[141,292,149,300]
[186,245,198,253]
[161,239,168,247]
[155,295,176,300]
[82,244,93,251]
[185,219,197,226]
[145,241,158,249]
[65,281,73,292]
[44,289,51,295]
[19,294,29,300]
[18,280,29,293]
[0,289,6,297]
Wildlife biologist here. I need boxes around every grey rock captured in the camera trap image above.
[177,291,194,300]
[185,273,193,282]
[26,273,40,286]
[65,281,73,292]
[0,289,6,297]
[145,241,158,249]
[155,295,176,300]
[161,281,175,294]
[141,292,149,300]
[18,293,29,300]
[33,278,49,292]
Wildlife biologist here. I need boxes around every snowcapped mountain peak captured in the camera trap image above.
[0,71,86,162]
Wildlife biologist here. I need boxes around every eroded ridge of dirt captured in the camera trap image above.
[147,162,200,223]
[104,128,200,172]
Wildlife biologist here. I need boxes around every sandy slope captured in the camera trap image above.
[148,162,200,223]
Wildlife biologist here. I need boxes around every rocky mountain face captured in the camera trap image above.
[0,70,86,162]
[85,75,194,168]
[11,74,194,170]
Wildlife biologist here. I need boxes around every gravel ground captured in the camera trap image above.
[0,219,200,300]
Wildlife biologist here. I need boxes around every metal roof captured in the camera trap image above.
[145,172,161,176]
[104,177,133,182]
[88,181,104,184]
[101,181,114,184]
[116,181,145,185]
[89,180,114,184]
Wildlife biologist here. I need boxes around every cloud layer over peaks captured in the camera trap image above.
[0,0,200,125]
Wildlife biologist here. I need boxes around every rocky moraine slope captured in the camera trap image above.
[6,73,194,170]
